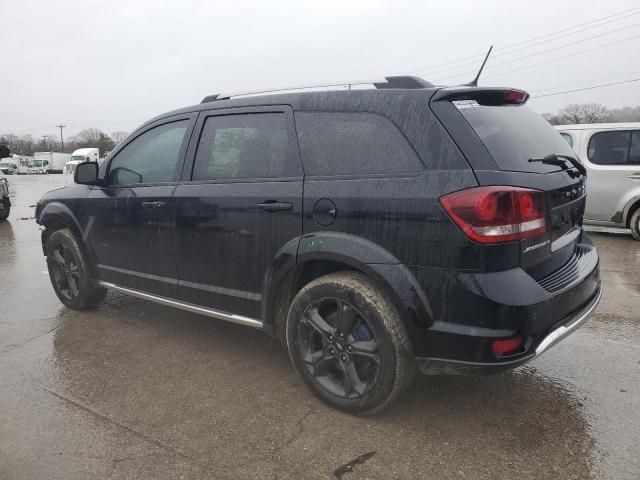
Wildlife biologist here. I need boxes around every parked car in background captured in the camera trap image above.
[0,170,11,220]
[37,77,601,413]
[0,160,18,175]
[556,123,640,239]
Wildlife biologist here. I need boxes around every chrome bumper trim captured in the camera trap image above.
[98,281,263,329]
[535,287,602,357]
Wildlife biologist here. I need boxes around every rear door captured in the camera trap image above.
[172,106,303,318]
[579,128,640,224]
[431,90,587,278]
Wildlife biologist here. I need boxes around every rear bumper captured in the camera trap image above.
[416,286,601,374]
[401,234,601,371]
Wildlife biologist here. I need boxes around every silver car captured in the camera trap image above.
[556,123,640,240]
[0,170,10,221]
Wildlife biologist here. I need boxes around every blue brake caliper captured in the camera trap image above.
[353,320,373,342]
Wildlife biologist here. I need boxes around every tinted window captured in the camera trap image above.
[458,104,575,173]
[560,132,573,148]
[295,112,422,176]
[587,131,638,165]
[108,120,188,185]
[193,113,296,180]
[631,132,640,164]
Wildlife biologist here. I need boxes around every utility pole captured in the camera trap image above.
[56,124,66,151]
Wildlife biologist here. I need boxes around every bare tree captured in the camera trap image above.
[110,131,129,145]
[558,103,611,124]
[74,128,103,146]
[609,106,640,122]
[542,112,561,125]
[72,128,115,152]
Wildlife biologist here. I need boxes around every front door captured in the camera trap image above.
[582,129,640,223]
[85,116,195,297]
[172,106,303,318]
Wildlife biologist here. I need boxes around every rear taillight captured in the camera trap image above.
[502,89,529,104]
[440,186,547,244]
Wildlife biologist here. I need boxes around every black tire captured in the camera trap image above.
[286,271,414,415]
[0,206,9,221]
[46,228,107,309]
[630,209,640,241]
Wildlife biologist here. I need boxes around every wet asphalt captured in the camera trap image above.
[0,175,638,480]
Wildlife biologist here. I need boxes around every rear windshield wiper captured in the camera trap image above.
[528,154,586,176]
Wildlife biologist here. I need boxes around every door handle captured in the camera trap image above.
[257,201,293,212]
[628,173,640,180]
[142,201,167,209]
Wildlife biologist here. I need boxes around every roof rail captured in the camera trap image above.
[200,76,433,103]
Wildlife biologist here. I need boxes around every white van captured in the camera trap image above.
[555,123,640,239]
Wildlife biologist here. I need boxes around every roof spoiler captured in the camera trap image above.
[432,87,530,105]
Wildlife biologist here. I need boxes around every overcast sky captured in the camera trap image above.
[1,0,639,138]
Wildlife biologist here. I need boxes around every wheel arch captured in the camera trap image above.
[623,195,640,228]
[38,202,98,278]
[262,232,434,346]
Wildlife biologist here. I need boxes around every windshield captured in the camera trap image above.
[71,155,86,161]
[32,160,43,167]
[458,104,577,173]
[0,163,13,167]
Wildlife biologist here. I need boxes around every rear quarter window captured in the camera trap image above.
[294,112,423,176]
[559,132,573,148]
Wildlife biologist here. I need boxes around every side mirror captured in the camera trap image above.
[74,162,99,185]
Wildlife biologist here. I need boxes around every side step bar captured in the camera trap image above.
[98,281,263,329]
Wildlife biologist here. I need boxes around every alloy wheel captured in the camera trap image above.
[49,243,81,301]
[297,298,380,399]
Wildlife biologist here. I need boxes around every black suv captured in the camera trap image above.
[36,76,601,414]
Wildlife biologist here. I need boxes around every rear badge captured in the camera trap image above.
[452,99,480,109]
[523,240,550,254]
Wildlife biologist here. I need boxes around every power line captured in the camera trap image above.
[533,70,640,93]
[434,23,640,82]
[406,6,640,75]
[421,10,640,76]
[531,77,640,98]
[489,21,640,69]
[499,6,640,49]
[482,33,640,80]
[433,33,640,83]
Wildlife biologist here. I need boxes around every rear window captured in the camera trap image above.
[587,130,640,166]
[295,112,423,176]
[458,104,576,172]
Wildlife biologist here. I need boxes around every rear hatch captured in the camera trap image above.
[431,87,587,280]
